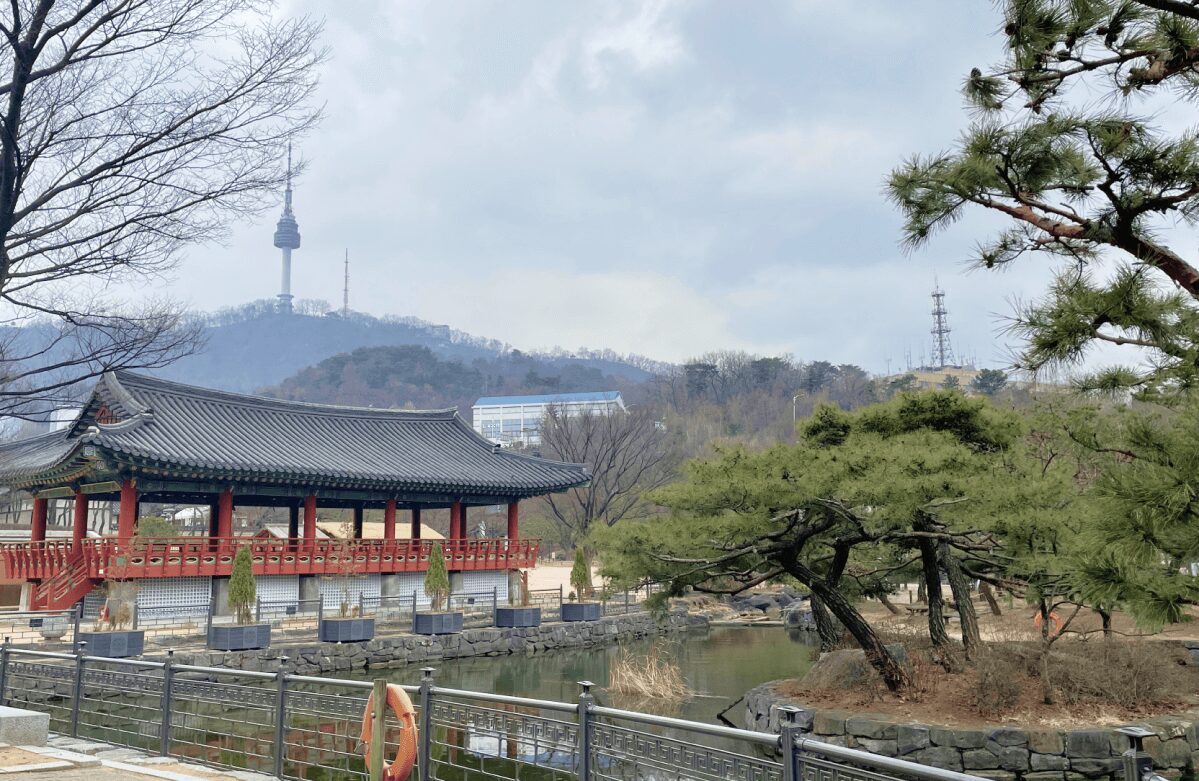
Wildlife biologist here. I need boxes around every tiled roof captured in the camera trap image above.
[0,372,589,496]
[474,391,622,407]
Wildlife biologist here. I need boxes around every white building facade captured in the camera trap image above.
[472,391,626,445]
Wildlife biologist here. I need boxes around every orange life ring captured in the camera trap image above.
[1033,610,1062,637]
[360,684,418,781]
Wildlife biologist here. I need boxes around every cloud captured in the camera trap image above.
[155,2,1062,373]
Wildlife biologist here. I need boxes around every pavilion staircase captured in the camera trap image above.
[30,552,95,611]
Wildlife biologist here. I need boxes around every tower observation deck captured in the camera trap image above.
[273,144,301,313]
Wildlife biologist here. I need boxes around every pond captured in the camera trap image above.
[361,624,818,729]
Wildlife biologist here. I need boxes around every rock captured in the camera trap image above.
[1069,758,1122,777]
[802,644,909,690]
[1066,731,1116,759]
[988,728,1029,747]
[1025,772,1066,781]
[963,749,1000,769]
[747,594,775,611]
[930,728,986,749]
[1029,731,1065,755]
[854,738,898,757]
[811,712,847,736]
[914,746,963,771]
[896,725,930,755]
[1032,754,1070,771]
[988,744,1030,772]
[845,716,896,740]
[1144,737,1192,769]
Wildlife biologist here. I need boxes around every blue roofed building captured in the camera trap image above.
[472,391,626,445]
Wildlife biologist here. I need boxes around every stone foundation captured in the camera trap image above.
[744,681,1199,781]
[157,609,706,675]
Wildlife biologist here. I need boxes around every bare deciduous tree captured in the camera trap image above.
[538,405,677,548]
[0,1,324,420]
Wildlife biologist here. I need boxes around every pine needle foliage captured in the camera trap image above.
[570,549,591,602]
[889,1,1199,398]
[228,546,256,626]
[425,544,450,612]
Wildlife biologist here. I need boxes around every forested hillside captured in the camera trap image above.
[263,344,636,413]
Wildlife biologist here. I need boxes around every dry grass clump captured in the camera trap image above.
[609,645,694,701]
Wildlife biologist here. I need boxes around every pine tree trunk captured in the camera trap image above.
[917,538,950,648]
[1098,607,1112,641]
[878,593,903,615]
[809,595,841,651]
[940,541,981,660]
[980,582,1002,616]
[916,580,926,604]
[787,560,909,692]
[1038,598,1055,705]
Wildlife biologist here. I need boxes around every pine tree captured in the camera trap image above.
[425,544,450,612]
[228,546,256,625]
[889,1,1199,399]
[570,549,591,602]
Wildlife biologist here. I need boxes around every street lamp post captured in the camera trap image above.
[792,393,803,423]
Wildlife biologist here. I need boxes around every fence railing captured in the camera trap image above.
[525,587,652,622]
[0,639,1054,781]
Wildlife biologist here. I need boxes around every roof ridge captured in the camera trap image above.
[111,371,460,420]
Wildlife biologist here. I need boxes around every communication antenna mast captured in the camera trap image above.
[272,143,301,313]
[930,280,955,370]
[342,249,349,317]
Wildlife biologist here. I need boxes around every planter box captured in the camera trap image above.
[319,617,375,643]
[495,606,541,628]
[78,630,144,658]
[209,624,271,651]
[562,602,602,622]
[413,611,464,635]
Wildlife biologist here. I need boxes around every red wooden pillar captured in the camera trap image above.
[71,490,87,553]
[449,502,462,540]
[383,500,397,541]
[30,497,48,543]
[410,506,421,540]
[506,501,519,540]
[303,494,317,549]
[117,480,138,543]
[216,488,234,539]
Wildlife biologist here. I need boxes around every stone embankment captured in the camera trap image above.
[744,681,1199,781]
[158,609,706,675]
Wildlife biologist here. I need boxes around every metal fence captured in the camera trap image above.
[525,588,651,622]
[0,637,1119,781]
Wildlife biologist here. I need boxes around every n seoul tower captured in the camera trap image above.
[273,144,301,313]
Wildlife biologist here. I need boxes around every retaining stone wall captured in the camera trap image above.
[157,610,706,675]
[745,681,1199,781]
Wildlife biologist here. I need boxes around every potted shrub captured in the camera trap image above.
[495,570,540,628]
[561,549,602,622]
[413,544,463,634]
[78,582,145,657]
[319,539,375,642]
[209,546,271,651]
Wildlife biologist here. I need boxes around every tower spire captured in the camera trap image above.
[273,143,301,313]
[929,278,955,370]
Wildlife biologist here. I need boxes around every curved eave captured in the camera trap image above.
[103,448,589,498]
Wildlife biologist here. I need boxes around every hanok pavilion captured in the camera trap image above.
[0,372,588,613]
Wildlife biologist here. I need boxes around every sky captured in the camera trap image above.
[161,1,1064,372]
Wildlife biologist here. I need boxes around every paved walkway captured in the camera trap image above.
[0,735,273,780]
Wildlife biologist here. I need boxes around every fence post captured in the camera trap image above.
[69,641,86,738]
[412,592,418,633]
[369,678,387,781]
[205,599,214,649]
[576,681,594,781]
[359,591,365,618]
[256,596,261,623]
[558,585,563,618]
[272,656,290,779]
[418,667,435,781]
[73,602,82,642]
[624,590,629,615]
[778,705,804,781]
[132,602,138,631]
[160,649,175,757]
[1117,726,1156,781]
[492,587,497,625]
[0,636,9,706]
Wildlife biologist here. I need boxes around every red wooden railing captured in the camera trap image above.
[0,536,540,583]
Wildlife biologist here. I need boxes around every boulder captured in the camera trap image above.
[801,644,909,690]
